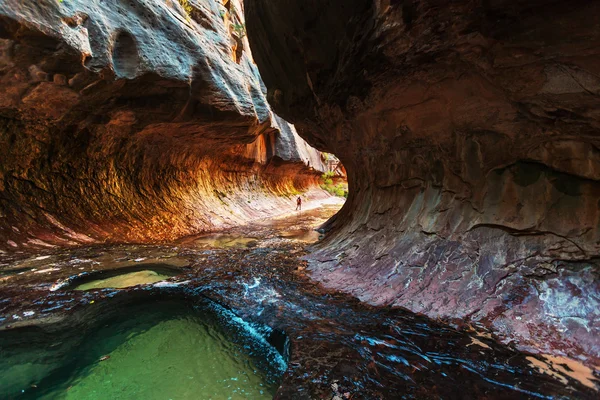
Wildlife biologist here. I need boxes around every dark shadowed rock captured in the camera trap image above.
[245,0,600,365]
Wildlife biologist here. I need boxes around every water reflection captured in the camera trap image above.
[0,200,598,399]
[73,270,172,290]
[0,298,286,399]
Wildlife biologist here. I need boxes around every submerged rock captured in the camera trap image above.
[1,234,598,399]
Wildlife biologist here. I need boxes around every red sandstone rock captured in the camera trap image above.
[0,0,325,249]
[245,0,600,366]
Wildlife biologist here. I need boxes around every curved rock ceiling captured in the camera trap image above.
[245,0,600,365]
[0,0,598,373]
[0,0,324,248]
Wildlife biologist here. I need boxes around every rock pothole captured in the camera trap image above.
[111,31,139,79]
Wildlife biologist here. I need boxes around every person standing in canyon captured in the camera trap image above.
[296,196,302,211]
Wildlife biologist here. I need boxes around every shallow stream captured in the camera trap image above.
[1,200,598,399]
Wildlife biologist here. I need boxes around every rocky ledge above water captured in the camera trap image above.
[0,0,326,250]
[1,233,599,399]
[245,0,600,366]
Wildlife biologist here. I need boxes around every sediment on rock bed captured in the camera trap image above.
[245,0,600,365]
[0,0,327,250]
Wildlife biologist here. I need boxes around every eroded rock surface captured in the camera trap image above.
[245,0,600,365]
[1,235,597,399]
[0,0,325,250]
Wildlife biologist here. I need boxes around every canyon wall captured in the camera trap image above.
[245,0,600,364]
[0,0,325,250]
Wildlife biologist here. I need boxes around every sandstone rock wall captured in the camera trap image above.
[245,0,600,364]
[0,0,325,250]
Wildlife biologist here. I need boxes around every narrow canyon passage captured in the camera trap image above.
[0,0,599,399]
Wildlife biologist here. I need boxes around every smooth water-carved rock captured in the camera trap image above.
[0,0,326,249]
[245,0,600,365]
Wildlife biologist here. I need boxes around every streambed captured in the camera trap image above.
[0,201,598,399]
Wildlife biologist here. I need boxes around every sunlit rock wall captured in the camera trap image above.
[0,0,325,250]
[245,0,600,365]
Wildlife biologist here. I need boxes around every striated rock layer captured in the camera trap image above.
[246,0,600,364]
[0,0,325,250]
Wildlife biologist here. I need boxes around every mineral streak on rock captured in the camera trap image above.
[0,0,325,249]
[245,0,600,365]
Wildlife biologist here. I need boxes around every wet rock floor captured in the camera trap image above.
[1,202,599,399]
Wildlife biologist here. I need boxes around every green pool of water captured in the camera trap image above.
[1,299,286,399]
[182,234,259,249]
[74,270,171,290]
[279,229,321,243]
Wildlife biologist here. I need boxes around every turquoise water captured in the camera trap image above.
[0,299,286,399]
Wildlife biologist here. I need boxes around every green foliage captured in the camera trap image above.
[320,173,348,198]
[178,0,193,16]
[322,152,340,163]
[232,23,246,38]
